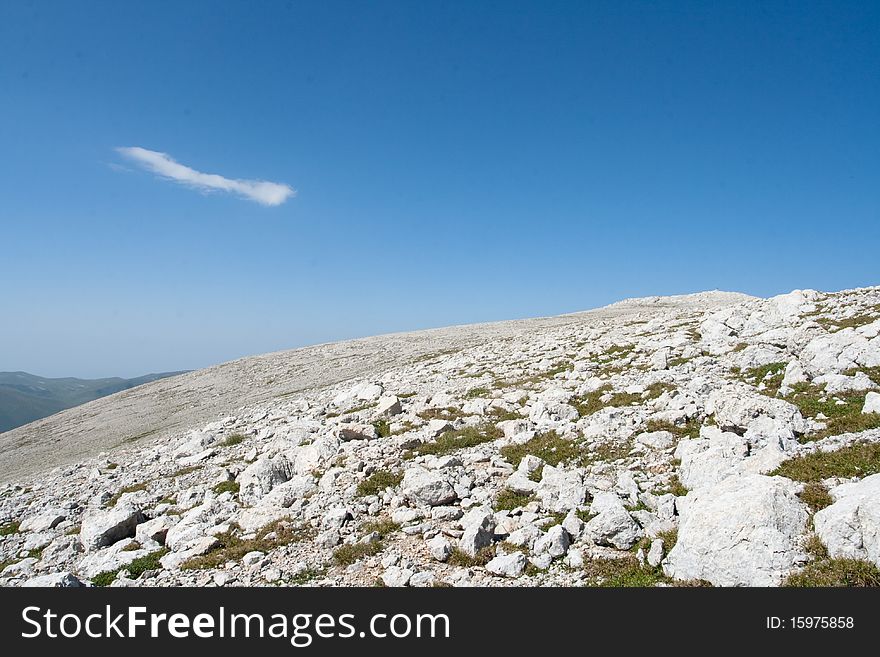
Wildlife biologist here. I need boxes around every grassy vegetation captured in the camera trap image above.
[446,546,495,567]
[784,558,880,587]
[582,555,667,587]
[290,565,327,585]
[332,541,384,566]
[494,488,535,511]
[644,382,675,400]
[416,407,461,421]
[486,406,522,422]
[372,419,391,438]
[358,518,400,538]
[465,387,491,399]
[782,382,880,442]
[740,361,787,396]
[655,474,688,497]
[0,521,20,536]
[798,482,833,512]
[172,465,203,478]
[771,442,880,482]
[412,423,503,457]
[500,430,579,467]
[342,402,376,415]
[643,417,701,439]
[571,386,642,417]
[816,310,880,332]
[212,480,240,495]
[667,356,693,368]
[107,482,149,507]
[91,548,169,587]
[220,434,246,447]
[181,520,313,570]
[356,470,403,497]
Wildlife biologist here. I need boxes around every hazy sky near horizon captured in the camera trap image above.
[2,1,879,379]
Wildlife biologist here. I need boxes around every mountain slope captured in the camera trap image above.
[0,371,186,433]
[0,291,750,484]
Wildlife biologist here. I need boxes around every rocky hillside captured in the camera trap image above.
[2,287,880,588]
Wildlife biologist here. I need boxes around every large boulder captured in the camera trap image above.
[706,387,807,435]
[583,492,641,549]
[239,454,294,505]
[21,572,84,587]
[535,465,585,512]
[814,473,880,566]
[401,467,456,507]
[664,474,808,586]
[79,504,145,552]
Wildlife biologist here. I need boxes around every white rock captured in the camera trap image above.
[239,454,293,506]
[584,492,642,549]
[486,552,527,578]
[635,430,676,450]
[533,525,570,558]
[647,539,664,567]
[426,534,452,562]
[19,509,66,533]
[401,467,456,506]
[814,473,880,566]
[535,465,585,512]
[864,392,880,415]
[375,395,402,417]
[80,504,145,552]
[664,474,808,586]
[135,516,178,546]
[381,566,414,587]
[21,572,84,587]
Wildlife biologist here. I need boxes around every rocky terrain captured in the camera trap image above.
[2,286,880,588]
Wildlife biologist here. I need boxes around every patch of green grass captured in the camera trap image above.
[417,407,462,421]
[290,565,327,585]
[571,386,641,416]
[740,361,787,396]
[0,521,20,536]
[667,356,693,368]
[575,509,597,524]
[446,546,495,567]
[332,541,384,566]
[342,402,377,415]
[465,387,491,399]
[784,558,880,587]
[500,430,579,467]
[583,440,633,464]
[158,496,177,506]
[172,465,203,478]
[644,382,675,400]
[413,423,503,457]
[181,521,313,570]
[92,548,169,586]
[107,482,149,507]
[771,442,880,482]
[798,482,833,512]
[656,528,678,551]
[494,488,535,511]
[845,366,880,384]
[528,464,544,482]
[120,542,141,552]
[486,406,521,422]
[784,383,880,442]
[212,480,240,495]
[220,434,246,447]
[643,417,701,439]
[372,419,391,438]
[26,547,44,560]
[583,555,667,587]
[656,474,688,497]
[817,313,880,332]
[358,518,400,538]
[356,470,403,497]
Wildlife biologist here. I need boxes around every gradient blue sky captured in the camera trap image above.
[1,1,878,378]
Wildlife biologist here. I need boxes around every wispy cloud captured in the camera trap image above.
[115,146,295,206]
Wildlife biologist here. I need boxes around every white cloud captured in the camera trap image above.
[116,146,295,206]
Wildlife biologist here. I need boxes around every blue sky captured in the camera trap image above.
[1,1,878,378]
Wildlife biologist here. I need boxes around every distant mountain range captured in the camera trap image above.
[0,370,186,433]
